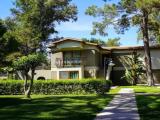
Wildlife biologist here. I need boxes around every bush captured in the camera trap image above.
[0,79,111,95]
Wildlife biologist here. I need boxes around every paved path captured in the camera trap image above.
[94,88,140,120]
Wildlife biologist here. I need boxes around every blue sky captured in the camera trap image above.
[0,0,143,46]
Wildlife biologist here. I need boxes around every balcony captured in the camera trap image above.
[55,58,83,68]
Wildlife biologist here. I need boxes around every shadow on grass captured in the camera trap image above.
[136,95,160,120]
[0,95,114,120]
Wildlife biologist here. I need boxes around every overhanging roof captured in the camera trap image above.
[102,45,160,51]
[49,37,99,47]
[49,37,160,52]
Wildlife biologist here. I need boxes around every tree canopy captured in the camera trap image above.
[11,0,77,54]
[1,0,78,98]
[106,38,121,47]
[86,0,160,86]
[82,37,121,47]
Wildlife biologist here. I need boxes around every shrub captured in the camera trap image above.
[0,79,111,95]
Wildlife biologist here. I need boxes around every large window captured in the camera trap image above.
[63,51,81,59]
[63,51,81,66]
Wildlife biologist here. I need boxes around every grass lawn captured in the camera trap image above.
[122,85,160,93]
[121,85,160,120]
[0,94,114,120]
[136,94,160,120]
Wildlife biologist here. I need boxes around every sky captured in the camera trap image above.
[0,0,143,46]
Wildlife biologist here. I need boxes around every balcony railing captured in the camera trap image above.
[55,58,83,67]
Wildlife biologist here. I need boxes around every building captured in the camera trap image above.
[47,37,160,84]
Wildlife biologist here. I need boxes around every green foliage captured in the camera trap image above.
[11,0,77,54]
[0,79,111,95]
[119,53,144,85]
[82,38,105,45]
[0,19,7,66]
[13,53,47,71]
[85,0,160,41]
[106,38,121,47]
[0,18,21,68]
[82,37,121,46]
[86,0,160,86]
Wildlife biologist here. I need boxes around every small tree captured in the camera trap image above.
[13,53,47,98]
[119,52,144,85]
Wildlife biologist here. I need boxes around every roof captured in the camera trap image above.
[49,37,160,51]
[102,45,160,51]
[49,37,99,47]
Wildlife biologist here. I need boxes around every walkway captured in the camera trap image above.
[95,88,140,120]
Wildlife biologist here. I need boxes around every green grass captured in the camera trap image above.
[120,85,160,120]
[108,87,121,94]
[120,85,160,93]
[136,95,160,120]
[0,94,114,120]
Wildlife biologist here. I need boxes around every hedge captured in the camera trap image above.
[0,79,111,95]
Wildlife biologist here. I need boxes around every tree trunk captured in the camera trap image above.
[25,69,35,98]
[24,71,28,94]
[141,10,154,86]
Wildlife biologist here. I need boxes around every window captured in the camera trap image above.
[63,51,81,66]
[64,51,81,59]
[59,71,79,79]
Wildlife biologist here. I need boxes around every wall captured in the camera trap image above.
[30,70,51,80]
[51,52,63,68]
[16,70,52,80]
[138,49,160,69]
[82,50,100,78]
[111,49,160,84]
[57,41,82,49]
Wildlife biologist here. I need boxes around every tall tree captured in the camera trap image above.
[0,18,21,68]
[11,0,77,54]
[0,19,7,67]
[9,0,77,98]
[86,0,160,86]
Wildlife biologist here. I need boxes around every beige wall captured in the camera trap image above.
[112,49,160,70]
[51,71,57,79]
[51,67,84,80]
[28,70,51,80]
[57,41,82,49]
[112,49,160,84]
[82,50,100,66]
[84,66,99,78]
[51,52,63,68]
[138,49,160,70]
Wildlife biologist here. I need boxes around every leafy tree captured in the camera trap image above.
[82,37,121,46]
[0,19,7,66]
[106,38,121,47]
[86,0,160,86]
[0,18,21,69]
[13,53,47,98]
[82,38,105,45]
[119,52,144,85]
[7,0,77,97]
[11,0,77,55]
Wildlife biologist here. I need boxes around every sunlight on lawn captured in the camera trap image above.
[0,94,115,120]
